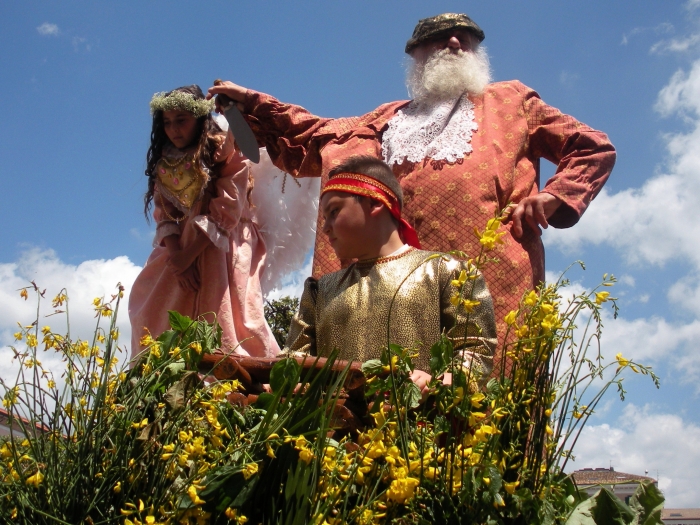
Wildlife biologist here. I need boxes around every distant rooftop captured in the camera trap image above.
[571,468,656,486]
[662,508,700,520]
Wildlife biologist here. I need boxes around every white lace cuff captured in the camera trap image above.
[153,222,180,248]
[192,215,230,252]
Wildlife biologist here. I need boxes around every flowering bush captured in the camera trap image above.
[0,217,664,524]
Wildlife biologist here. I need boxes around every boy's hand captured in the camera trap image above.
[410,370,433,401]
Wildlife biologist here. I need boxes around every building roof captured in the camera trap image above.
[571,468,656,486]
[663,509,700,520]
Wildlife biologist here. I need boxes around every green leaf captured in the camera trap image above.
[566,488,635,525]
[254,392,276,410]
[362,359,383,376]
[404,382,422,409]
[269,358,301,393]
[429,335,452,376]
[628,481,665,525]
[168,310,194,333]
[163,371,200,410]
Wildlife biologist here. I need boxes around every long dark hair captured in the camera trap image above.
[143,85,222,219]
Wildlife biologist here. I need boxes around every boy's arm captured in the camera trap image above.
[283,277,319,356]
[441,261,498,386]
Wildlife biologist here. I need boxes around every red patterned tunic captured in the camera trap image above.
[242,80,615,369]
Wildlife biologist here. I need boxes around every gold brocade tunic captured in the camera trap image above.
[285,248,497,376]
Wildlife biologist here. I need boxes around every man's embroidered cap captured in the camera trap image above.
[405,13,485,54]
[150,90,215,118]
[322,171,421,249]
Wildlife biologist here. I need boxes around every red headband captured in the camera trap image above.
[322,172,421,249]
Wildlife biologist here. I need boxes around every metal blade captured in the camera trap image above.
[223,104,260,164]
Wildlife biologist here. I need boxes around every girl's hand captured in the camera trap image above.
[175,265,200,292]
[207,80,247,113]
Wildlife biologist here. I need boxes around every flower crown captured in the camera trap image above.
[149,91,215,118]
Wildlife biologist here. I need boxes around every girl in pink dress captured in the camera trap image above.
[128,85,280,360]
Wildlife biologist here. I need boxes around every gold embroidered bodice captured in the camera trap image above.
[285,248,497,374]
[156,153,207,211]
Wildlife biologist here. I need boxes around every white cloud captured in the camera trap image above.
[545,57,700,273]
[559,71,580,89]
[265,257,312,302]
[567,404,700,507]
[653,34,700,54]
[0,248,142,388]
[36,23,59,36]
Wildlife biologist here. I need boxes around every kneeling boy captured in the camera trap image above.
[285,156,497,392]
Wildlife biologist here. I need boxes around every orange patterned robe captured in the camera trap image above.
[242,80,615,368]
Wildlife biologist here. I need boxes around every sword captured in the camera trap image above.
[213,79,260,164]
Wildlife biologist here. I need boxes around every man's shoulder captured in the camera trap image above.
[482,80,539,100]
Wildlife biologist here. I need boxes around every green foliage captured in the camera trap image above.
[264,296,300,348]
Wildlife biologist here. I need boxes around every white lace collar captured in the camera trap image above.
[381,94,478,166]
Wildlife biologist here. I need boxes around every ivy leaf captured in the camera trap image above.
[168,310,194,333]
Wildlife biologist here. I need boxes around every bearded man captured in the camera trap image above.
[208,13,615,367]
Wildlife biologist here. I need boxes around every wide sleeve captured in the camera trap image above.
[243,90,333,178]
[440,260,497,384]
[520,82,616,228]
[283,277,319,356]
[152,186,182,247]
[191,131,249,251]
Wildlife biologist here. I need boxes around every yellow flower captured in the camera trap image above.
[615,353,630,367]
[26,334,38,348]
[595,291,610,305]
[113,481,122,493]
[26,470,44,487]
[266,442,276,459]
[20,289,28,300]
[381,355,399,374]
[225,508,249,524]
[540,313,560,334]
[504,310,517,326]
[13,331,23,341]
[41,326,51,335]
[97,333,106,344]
[3,386,20,408]
[242,462,258,480]
[504,480,520,494]
[524,290,539,307]
[187,485,205,506]
[298,447,314,465]
[386,476,420,504]
[451,269,468,288]
[92,297,102,307]
[461,298,481,313]
[189,342,202,354]
[52,293,66,307]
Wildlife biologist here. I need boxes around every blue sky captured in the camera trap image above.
[2,0,700,507]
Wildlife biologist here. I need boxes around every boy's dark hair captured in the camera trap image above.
[327,155,403,210]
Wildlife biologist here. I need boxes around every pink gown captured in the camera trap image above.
[128,132,280,360]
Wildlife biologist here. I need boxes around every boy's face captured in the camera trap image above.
[320,191,375,260]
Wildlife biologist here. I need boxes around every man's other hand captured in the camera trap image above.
[505,192,562,238]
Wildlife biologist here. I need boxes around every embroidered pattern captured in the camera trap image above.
[381,95,478,166]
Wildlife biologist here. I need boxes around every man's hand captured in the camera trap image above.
[505,192,562,239]
[207,80,247,113]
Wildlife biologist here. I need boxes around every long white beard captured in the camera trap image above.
[406,47,492,102]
